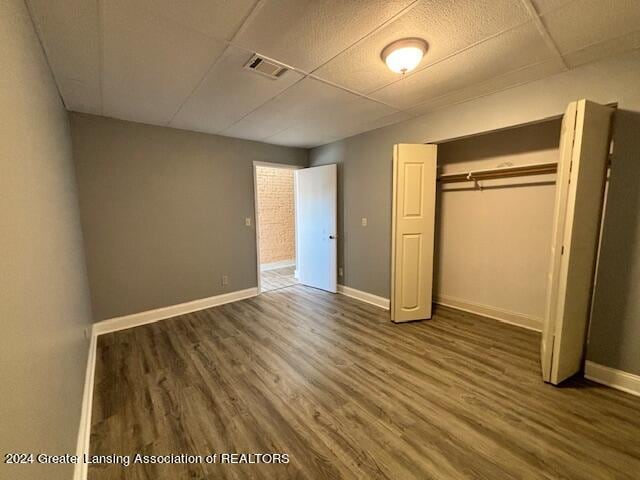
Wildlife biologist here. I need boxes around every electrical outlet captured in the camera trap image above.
[338,267,343,277]
[245,217,252,226]
[222,275,229,286]
[361,217,368,227]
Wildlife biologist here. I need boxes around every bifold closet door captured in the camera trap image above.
[391,144,437,323]
[541,99,613,385]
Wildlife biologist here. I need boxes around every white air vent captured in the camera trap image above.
[244,54,288,79]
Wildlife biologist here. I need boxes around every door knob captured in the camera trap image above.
[329,235,337,239]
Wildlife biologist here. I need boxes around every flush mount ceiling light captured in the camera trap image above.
[381,38,428,74]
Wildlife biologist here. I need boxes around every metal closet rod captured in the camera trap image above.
[437,161,558,184]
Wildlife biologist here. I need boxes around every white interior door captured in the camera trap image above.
[295,164,337,293]
[542,99,613,384]
[391,144,437,323]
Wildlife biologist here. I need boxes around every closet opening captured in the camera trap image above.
[433,118,563,332]
[426,101,614,385]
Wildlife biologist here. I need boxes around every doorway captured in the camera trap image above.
[254,162,300,293]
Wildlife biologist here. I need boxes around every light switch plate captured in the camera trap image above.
[245,217,251,226]
[338,267,344,277]
[361,217,368,227]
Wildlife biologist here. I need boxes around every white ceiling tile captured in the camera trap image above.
[230,77,402,146]
[265,127,341,148]
[314,0,531,94]
[234,0,416,72]
[370,22,553,109]
[541,0,640,54]
[294,94,400,138]
[101,0,226,125]
[170,46,304,134]
[221,108,291,142]
[27,0,102,113]
[563,30,640,68]
[29,0,638,147]
[408,58,566,116]
[529,0,576,15]
[338,110,414,138]
[223,78,354,140]
[278,100,404,145]
[137,0,258,40]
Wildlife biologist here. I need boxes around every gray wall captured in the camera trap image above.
[0,1,93,479]
[587,108,640,375]
[311,50,640,376]
[70,113,308,321]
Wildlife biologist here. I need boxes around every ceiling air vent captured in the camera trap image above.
[244,54,288,79]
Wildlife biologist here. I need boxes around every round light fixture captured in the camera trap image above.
[381,38,428,74]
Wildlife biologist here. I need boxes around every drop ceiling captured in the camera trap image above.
[27,0,640,148]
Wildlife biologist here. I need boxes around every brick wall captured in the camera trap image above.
[256,166,295,264]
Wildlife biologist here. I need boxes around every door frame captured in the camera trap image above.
[253,161,303,294]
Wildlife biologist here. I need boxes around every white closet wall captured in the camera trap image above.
[435,120,561,330]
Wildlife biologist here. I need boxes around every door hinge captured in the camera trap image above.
[561,245,565,255]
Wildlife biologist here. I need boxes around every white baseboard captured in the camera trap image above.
[338,284,390,310]
[584,361,640,397]
[74,333,97,480]
[260,260,295,271]
[434,294,542,332]
[93,287,258,335]
[334,288,541,330]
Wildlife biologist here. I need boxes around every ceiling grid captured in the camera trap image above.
[26,0,640,147]
[520,0,569,70]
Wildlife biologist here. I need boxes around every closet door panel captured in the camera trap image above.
[391,144,437,323]
[400,234,422,310]
[551,100,613,384]
[541,101,577,382]
[543,99,613,385]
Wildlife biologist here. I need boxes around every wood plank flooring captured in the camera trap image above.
[89,285,640,479]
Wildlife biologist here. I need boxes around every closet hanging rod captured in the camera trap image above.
[437,161,558,184]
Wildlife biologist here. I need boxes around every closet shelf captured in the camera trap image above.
[437,161,558,183]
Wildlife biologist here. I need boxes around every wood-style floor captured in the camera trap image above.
[89,285,640,479]
[261,265,298,292]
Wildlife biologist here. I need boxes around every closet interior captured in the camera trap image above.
[391,99,614,385]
